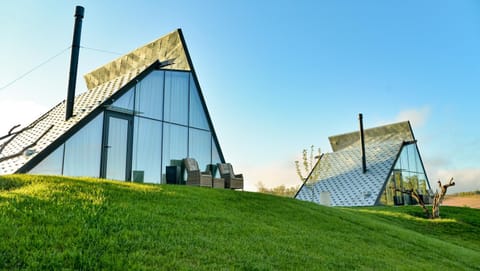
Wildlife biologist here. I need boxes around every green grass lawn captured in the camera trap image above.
[1,175,479,270]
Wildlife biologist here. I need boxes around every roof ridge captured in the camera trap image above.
[330,120,410,139]
[83,29,190,90]
[329,121,413,152]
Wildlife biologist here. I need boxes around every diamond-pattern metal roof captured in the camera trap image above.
[0,29,187,174]
[295,121,415,207]
[329,121,413,152]
[84,29,189,90]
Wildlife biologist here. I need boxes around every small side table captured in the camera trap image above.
[166,166,181,184]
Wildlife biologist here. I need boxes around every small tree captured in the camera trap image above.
[294,145,321,183]
[395,177,455,219]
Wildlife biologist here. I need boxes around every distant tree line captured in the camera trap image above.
[256,146,321,198]
[450,190,480,196]
[256,182,299,198]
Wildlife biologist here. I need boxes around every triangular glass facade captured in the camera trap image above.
[29,69,224,184]
[379,143,430,205]
[0,30,227,179]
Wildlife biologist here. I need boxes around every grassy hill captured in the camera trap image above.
[1,175,479,270]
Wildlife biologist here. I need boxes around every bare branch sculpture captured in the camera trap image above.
[395,177,455,219]
[0,125,53,163]
[0,114,49,153]
[0,124,21,141]
[432,177,455,218]
[0,127,26,154]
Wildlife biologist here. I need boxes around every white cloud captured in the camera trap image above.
[0,99,46,136]
[428,168,480,194]
[395,106,430,128]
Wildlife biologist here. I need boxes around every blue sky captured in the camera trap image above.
[1,1,479,193]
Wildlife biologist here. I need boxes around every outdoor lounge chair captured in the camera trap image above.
[183,158,213,187]
[205,164,225,188]
[217,163,243,190]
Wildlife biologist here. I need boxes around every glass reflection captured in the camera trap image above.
[132,117,162,183]
[136,71,164,120]
[189,75,210,130]
[211,138,222,178]
[380,143,429,205]
[189,128,211,172]
[105,117,129,180]
[64,113,103,177]
[212,138,222,165]
[162,123,188,182]
[164,71,189,125]
[112,87,134,110]
[29,144,64,175]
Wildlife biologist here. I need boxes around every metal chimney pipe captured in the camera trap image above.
[65,6,84,120]
[358,113,367,173]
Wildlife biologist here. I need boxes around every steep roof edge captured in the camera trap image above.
[15,62,160,174]
[176,29,226,163]
[328,121,413,152]
[294,153,324,199]
[84,29,190,90]
[406,121,416,141]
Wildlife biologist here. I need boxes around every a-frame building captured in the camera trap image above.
[295,121,432,206]
[0,29,225,184]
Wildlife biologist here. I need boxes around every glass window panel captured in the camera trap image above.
[162,123,188,182]
[415,150,424,174]
[164,71,189,125]
[211,138,222,178]
[418,174,428,194]
[412,145,420,173]
[393,148,401,171]
[112,87,134,110]
[189,75,209,130]
[29,144,64,175]
[395,144,425,174]
[189,128,211,172]
[63,113,103,177]
[105,117,129,181]
[135,71,164,120]
[132,117,162,183]
[399,146,409,171]
[407,144,416,173]
[403,171,414,189]
[379,176,395,205]
[389,143,430,203]
[212,138,222,165]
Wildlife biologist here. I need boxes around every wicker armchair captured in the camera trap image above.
[183,158,212,187]
[217,163,243,190]
[205,164,225,188]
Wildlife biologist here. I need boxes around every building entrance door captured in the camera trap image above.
[101,112,133,181]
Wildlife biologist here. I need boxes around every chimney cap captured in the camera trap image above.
[75,6,84,18]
